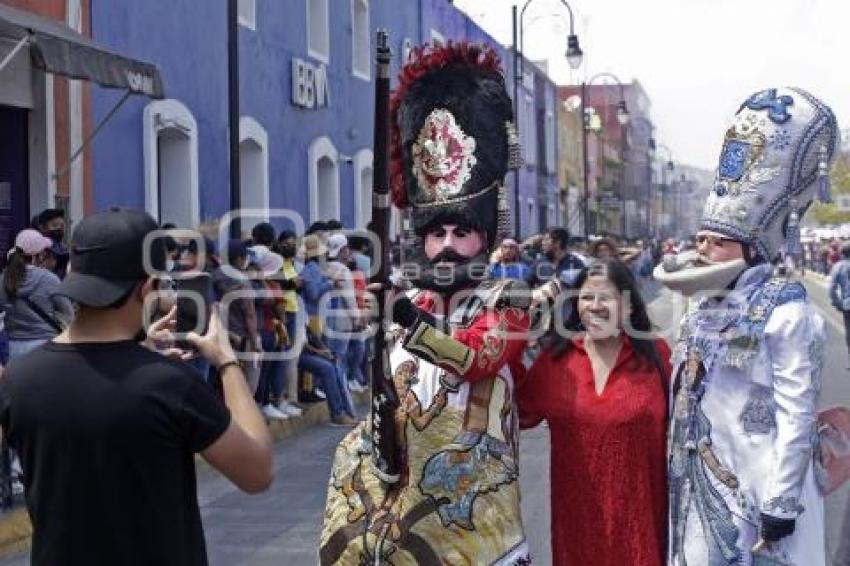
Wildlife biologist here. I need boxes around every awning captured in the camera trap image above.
[0,3,164,98]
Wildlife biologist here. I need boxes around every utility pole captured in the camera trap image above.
[228,0,241,239]
[581,81,590,238]
[512,6,521,238]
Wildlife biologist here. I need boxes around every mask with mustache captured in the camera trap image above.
[403,245,490,295]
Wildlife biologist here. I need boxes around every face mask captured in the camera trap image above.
[46,229,64,243]
[280,246,296,259]
[166,258,175,272]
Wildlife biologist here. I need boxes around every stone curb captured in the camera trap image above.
[0,391,369,558]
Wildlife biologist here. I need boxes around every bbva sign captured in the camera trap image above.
[291,58,330,110]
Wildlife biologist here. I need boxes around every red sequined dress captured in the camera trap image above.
[517,337,671,566]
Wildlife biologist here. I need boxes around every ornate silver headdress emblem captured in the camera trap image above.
[411,108,477,203]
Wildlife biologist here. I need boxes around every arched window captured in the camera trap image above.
[351,0,370,80]
[430,29,445,47]
[307,0,330,63]
[239,116,270,228]
[143,99,199,228]
[353,149,373,230]
[307,136,339,223]
[237,0,256,30]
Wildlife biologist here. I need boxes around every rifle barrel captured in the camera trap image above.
[369,29,401,483]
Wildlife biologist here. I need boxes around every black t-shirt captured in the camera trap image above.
[0,340,231,566]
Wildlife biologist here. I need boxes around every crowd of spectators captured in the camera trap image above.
[153,218,373,427]
[0,211,381,507]
[803,237,846,275]
[487,227,661,290]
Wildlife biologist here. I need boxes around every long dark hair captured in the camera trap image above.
[3,248,32,296]
[546,258,663,376]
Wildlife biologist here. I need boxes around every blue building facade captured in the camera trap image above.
[535,64,560,236]
[88,0,557,239]
[90,1,229,220]
[503,54,560,239]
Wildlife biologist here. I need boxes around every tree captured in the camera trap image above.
[808,150,850,225]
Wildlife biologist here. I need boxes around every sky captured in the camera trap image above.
[453,0,849,170]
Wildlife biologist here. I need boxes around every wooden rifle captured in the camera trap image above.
[368,29,401,483]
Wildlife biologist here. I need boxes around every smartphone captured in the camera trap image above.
[174,273,213,347]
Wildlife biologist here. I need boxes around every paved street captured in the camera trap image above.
[804,275,850,562]
[1,274,849,565]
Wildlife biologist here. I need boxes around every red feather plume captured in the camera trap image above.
[389,41,503,209]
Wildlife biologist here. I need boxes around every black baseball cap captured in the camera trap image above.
[58,208,166,307]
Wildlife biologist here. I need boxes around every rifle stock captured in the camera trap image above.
[368,29,401,483]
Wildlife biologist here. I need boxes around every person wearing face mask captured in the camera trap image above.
[0,229,73,358]
[655,88,835,565]
[0,209,273,564]
[34,208,69,278]
[39,240,69,278]
[275,230,304,416]
[517,258,671,565]
[347,236,372,277]
[211,240,262,365]
[324,233,366,397]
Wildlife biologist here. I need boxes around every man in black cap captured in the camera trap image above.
[0,208,273,565]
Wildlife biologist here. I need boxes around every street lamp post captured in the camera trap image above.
[646,137,655,237]
[629,115,655,238]
[227,0,241,238]
[676,173,688,237]
[581,91,590,237]
[654,143,675,238]
[580,72,629,239]
[513,0,582,238]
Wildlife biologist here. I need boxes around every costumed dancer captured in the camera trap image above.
[319,41,532,565]
[654,87,836,565]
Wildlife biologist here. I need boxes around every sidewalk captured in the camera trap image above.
[0,390,368,558]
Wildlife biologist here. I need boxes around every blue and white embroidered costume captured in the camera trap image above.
[669,265,826,565]
[665,87,837,566]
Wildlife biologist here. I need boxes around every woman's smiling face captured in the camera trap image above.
[577,275,627,339]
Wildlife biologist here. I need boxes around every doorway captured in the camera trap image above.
[0,105,30,257]
[157,128,193,227]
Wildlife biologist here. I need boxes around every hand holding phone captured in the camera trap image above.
[174,273,213,350]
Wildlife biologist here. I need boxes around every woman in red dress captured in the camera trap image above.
[518,258,671,566]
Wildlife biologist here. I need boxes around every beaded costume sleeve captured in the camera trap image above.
[762,300,826,520]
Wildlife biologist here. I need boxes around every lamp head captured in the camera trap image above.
[616,100,630,125]
[565,34,583,70]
